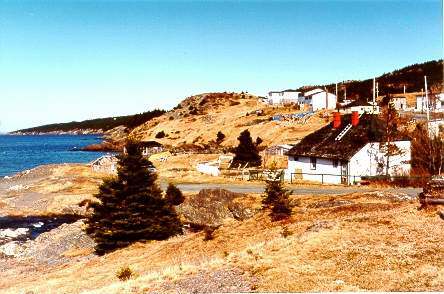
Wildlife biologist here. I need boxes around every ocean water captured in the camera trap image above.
[0,135,110,177]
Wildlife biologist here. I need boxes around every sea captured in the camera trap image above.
[0,135,110,177]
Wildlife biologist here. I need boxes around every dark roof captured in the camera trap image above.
[340,99,373,108]
[138,140,163,148]
[287,114,390,160]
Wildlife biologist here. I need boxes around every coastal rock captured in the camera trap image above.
[0,241,22,257]
[0,227,29,239]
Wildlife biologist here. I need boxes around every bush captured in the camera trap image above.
[155,131,165,139]
[203,226,217,241]
[165,183,185,205]
[281,226,293,238]
[116,266,134,281]
[216,131,226,144]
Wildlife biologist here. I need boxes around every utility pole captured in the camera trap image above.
[403,85,406,94]
[376,82,379,99]
[425,76,430,122]
[335,83,338,98]
[372,77,376,104]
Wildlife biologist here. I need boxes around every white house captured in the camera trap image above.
[428,119,444,137]
[267,90,302,105]
[341,100,380,114]
[303,88,337,111]
[391,96,407,111]
[415,94,443,112]
[416,95,428,112]
[265,144,294,156]
[91,155,118,174]
[285,113,411,185]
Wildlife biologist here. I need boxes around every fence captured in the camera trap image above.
[289,172,430,187]
[249,170,285,182]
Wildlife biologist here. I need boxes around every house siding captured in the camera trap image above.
[348,141,411,181]
[311,92,337,111]
[285,140,411,184]
[285,156,343,184]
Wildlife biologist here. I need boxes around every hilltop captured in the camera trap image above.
[129,92,327,148]
[297,59,443,101]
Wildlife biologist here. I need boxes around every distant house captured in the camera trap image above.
[415,94,443,112]
[265,144,294,156]
[285,113,411,184]
[91,155,118,174]
[138,141,164,156]
[341,100,380,114]
[391,96,407,111]
[303,88,337,111]
[267,90,302,105]
[428,119,444,137]
[416,95,428,112]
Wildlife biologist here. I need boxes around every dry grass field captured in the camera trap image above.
[1,190,442,293]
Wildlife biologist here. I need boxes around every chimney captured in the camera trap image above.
[351,111,359,127]
[333,112,341,129]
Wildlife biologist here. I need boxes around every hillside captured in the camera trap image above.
[11,109,166,135]
[129,92,328,148]
[298,59,443,101]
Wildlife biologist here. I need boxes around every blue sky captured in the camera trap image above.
[0,0,442,132]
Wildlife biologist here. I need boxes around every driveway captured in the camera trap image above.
[161,183,421,197]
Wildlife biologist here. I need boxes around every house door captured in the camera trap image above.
[340,161,348,184]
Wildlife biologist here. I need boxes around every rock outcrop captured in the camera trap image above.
[176,188,258,227]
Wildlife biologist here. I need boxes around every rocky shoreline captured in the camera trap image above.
[10,129,104,136]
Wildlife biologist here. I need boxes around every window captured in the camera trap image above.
[293,156,299,161]
[333,160,338,168]
[310,157,317,170]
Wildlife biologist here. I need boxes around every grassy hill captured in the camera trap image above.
[129,92,328,148]
[12,109,166,134]
[297,59,443,101]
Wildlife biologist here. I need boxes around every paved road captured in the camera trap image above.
[161,183,422,197]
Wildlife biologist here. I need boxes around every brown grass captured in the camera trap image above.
[1,193,443,293]
[130,93,327,148]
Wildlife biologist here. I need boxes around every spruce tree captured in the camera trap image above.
[263,177,292,221]
[233,129,261,167]
[85,140,182,255]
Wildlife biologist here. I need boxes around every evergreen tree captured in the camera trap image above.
[165,183,185,206]
[233,129,261,167]
[216,131,226,144]
[262,175,293,221]
[85,140,182,255]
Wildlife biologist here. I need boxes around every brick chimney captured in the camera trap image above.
[351,111,359,127]
[333,112,341,129]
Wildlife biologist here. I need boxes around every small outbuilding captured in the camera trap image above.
[91,155,118,174]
